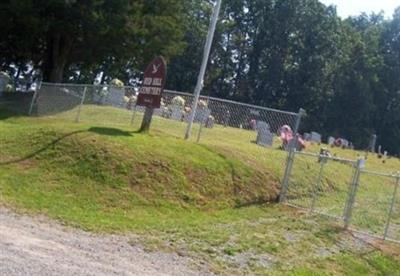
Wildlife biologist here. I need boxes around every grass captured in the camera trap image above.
[0,102,400,275]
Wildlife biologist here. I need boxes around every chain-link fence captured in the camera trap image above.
[281,149,400,243]
[23,82,400,244]
[283,151,358,220]
[29,82,301,180]
[351,170,400,243]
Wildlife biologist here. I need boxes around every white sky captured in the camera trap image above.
[320,0,399,18]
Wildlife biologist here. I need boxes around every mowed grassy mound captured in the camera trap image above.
[1,106,400,275]
[0,108,279,230]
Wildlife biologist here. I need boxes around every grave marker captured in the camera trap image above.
[310,132,322,143]
[328,136,335,146]
[256,121,273,147]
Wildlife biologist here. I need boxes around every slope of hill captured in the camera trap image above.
[0,105,399,275]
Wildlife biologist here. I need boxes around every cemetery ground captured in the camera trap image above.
[1,104,400,275]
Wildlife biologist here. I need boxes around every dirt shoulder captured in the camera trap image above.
[0,208,211,276]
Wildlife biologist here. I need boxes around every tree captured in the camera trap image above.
[166,0,213,92]
[375,8,400,154]
[0,0,186,83]
[166,0,400,153]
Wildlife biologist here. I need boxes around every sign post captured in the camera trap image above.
[137,56,167,132]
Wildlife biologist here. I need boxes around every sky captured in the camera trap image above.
[319,0,399,18]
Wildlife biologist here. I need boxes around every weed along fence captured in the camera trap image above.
[281,150,400,243]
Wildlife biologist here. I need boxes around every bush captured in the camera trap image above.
[198,100,208,108]
[5,84,15,93]
[171,96,185,107]
[110,78,124,88]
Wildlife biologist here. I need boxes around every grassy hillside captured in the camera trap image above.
[0,104,399,275]
[39,104,400,240]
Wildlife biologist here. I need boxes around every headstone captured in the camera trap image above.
[107,87,125,107]
[378,145,382,155]
[170,106,183,121]
[303,133,311,141]
[310,132,322,143]
[195,108,211,123]
[0,72,10,96]
[250,119,257,130]
[341,139,349,148]
[205,116,215,128]
[250,109,260,116]
[328,136,335,146]
[256,121,273,147]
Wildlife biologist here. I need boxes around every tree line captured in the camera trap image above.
[0,0,399,154]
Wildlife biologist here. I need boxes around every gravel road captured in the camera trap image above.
[0,208,210,276]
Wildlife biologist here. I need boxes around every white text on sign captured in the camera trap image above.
[143,78,162,86]
[139,87,162,95]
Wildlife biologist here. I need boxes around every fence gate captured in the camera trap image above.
[283,151,358,222]
[282,150,400,243]
[349,170,400,242]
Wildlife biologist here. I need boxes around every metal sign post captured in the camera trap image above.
[185,0,222,140]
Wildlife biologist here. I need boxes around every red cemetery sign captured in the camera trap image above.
[137,56,167,108]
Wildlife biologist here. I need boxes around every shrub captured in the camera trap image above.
[99,87,109,97]
[110,78,124,88]
[5,84,15,93]
[171,96,185,107]
[198,100,208,108]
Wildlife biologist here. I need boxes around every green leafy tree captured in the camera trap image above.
[0,0,186,83]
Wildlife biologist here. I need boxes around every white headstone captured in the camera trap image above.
[0,72,10,96]
[310,132,322,143]
[328,136,335,145]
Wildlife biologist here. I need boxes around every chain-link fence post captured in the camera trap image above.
[344,158,365,230]
[280,108,305,203]
[310,156,328,214]
[28,90,38,116]
[75,86,87,123]
[196,97,210,143]
[28,80,42,116]
[383,172,400,240]
[130,103,138,126]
